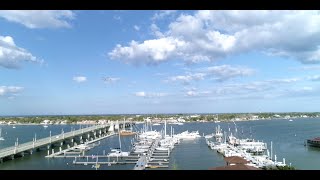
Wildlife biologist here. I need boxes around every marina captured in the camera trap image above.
[1,118,320,169]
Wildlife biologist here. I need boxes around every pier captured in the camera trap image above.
[0,122,132,163]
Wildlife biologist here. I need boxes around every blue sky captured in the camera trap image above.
[1,10,320,115]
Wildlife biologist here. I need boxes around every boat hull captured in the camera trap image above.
[307,139,320,147]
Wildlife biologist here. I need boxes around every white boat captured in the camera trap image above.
[204,134,214,139]
[289,119,293,122]
[41,120,50,128]
[107,148,130,157]
[107,120,130,157]
[174,130,201,139]
[75,144,91,150]
[155,147,169,151]
[153,123,161,126]
[12,126,16,129]
[0,128,4,141]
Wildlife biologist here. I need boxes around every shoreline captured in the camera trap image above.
[1,117,319,126]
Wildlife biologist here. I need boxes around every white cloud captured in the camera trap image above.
[152,10,177,21]
[202,65,254,81]
[0,10,75,29]
[150,23,164,38]
[179,76,302,100]
[102,77,120,83]
[134,91,168,98]
[113,15,121,21]
[73,76,87,83]
[167,73,205,84]
[109,37,186,65]
[0,35,42,69]
[302,86,313,91]
[185,90,211,97]
[290,65,320,71]
[134,25,140,31]
[307,75,320,81]
[167,65,254,84]
[110,10,320,65]
[0,86,24,97]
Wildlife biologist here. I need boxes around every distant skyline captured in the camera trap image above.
[2,10,320,115]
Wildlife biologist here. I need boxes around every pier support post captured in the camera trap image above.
[60,147,62,152]
[48,149,50,155]
[11,155,14,160]
[30,150,33,155]
[21,152,24,157]
[0,158,3,163]
[52,149,54,154]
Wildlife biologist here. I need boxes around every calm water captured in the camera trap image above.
[1,118,320,170]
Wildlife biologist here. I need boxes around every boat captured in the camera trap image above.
[289,119,293,122]
[119,117,136,136]
[107,121,130,157]
[0,128,4,141]
[107,148,130,157]
[153,123,161,126]
[120,130,136,136]
[306,137,320,147]
[74,144,91,150]
[41,120,50,128]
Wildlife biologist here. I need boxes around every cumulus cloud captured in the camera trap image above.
[0,86,24,97]
[110,10,320,65]
[134,91,168,98]
[167,65,254,84]
[0,10,75,29]
[0,35,42,69]
[109,37,186,65]
[102,77,120,83]
[73,76,87,83]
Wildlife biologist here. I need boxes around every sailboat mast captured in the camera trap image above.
[119,126,121,150]
[123,117,125,131]
[164,120,167,137]
[271,141,273,160]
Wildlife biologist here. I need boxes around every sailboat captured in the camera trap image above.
[119,117,136,136]
[214,114,221,123]
[107,121,130,157]
[0,128,4,141]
